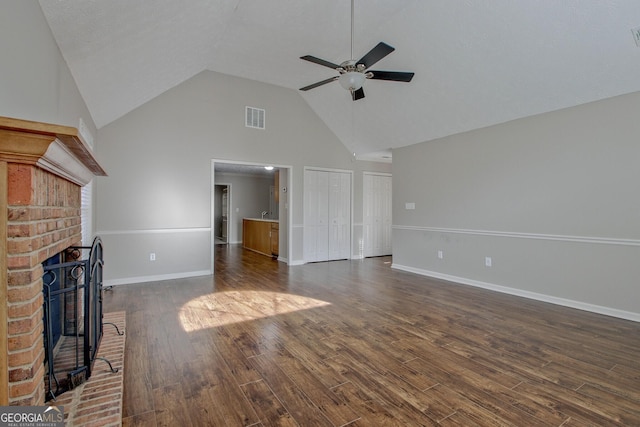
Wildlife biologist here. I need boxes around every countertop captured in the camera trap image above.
[244,218,279,223]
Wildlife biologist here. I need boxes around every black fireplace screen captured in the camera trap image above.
[42,236,106,400]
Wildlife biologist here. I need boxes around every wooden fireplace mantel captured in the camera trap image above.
[0,116,107,405]
[0,116,107,186]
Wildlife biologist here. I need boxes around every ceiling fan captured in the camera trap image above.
[299,0,414,101]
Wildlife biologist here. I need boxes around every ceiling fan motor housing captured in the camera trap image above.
[338,60,366,73]
[337,61,371,91]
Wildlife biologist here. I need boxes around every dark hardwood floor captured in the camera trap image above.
[105,244,640,426]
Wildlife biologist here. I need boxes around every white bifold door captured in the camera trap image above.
[363,173,392,257]
[304,169,351,262]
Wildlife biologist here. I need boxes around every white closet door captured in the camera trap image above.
[303,170,329,262]
[328,172,351,260]
[363,173,392,257]
[304,169,351,262]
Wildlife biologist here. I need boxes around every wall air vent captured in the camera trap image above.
[246,106,265,129]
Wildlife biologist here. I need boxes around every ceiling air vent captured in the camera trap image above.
[246,106,265,129]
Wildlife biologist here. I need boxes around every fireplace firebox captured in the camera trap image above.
[41,237,119,401]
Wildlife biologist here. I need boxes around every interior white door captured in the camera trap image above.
[304,169,351,262]
[328,172,351,260]
[363,173,392,257]
[303,170,329,262]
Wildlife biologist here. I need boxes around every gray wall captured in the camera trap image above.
[4,3,636,320]
[0,2,96,137]
[392,92,640,320]
[95,70,391,284]
[214,172,273,244]
[0,1,99,244]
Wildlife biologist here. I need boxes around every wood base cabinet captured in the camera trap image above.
[271,222,279,257]
[243,219,278,258]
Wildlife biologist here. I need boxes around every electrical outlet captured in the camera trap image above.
[437,250,443,259]
[485,256,492,267]
[149,252,156,261]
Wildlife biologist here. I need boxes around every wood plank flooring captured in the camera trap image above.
[105,244,640,426]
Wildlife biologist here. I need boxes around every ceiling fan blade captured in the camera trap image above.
[368,70,414,82]
[357,42,395,69]
[299,76,339,91]
[300,55,341,70]
[351,87,365,101]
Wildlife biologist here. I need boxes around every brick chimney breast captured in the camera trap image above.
[1,116,107,405]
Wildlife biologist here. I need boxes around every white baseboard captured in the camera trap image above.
[391,263,640,323]
[105,270,212,287]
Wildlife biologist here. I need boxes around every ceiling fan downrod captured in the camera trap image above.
[350,0,355,60]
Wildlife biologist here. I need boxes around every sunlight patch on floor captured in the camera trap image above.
[179,290,331,331]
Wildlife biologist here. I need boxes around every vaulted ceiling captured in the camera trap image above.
[39,1,640,159]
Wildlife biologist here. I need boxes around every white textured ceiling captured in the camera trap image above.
[39,0,640,157]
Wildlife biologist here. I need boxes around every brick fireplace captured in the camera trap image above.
[0,116,106,405]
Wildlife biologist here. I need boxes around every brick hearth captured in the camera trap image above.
[53,311,126,426]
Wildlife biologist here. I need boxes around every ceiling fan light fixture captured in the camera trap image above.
[339,71,365,91]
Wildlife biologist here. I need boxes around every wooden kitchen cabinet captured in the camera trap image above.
[243,219,278,258]
[271,222,279,257]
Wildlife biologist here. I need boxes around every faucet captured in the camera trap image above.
[261,210,268,219]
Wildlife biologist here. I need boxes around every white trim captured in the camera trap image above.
[105,270,212,287]
[391,263,640,322]
[97,227,210,235]
[393,225,640,247]
[363,171,392,178]
[303,165,354,174]
[210,165,216,273]
[38,138,96,186]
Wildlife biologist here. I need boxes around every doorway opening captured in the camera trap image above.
[214,184,230,244]
[211,160,292,273]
